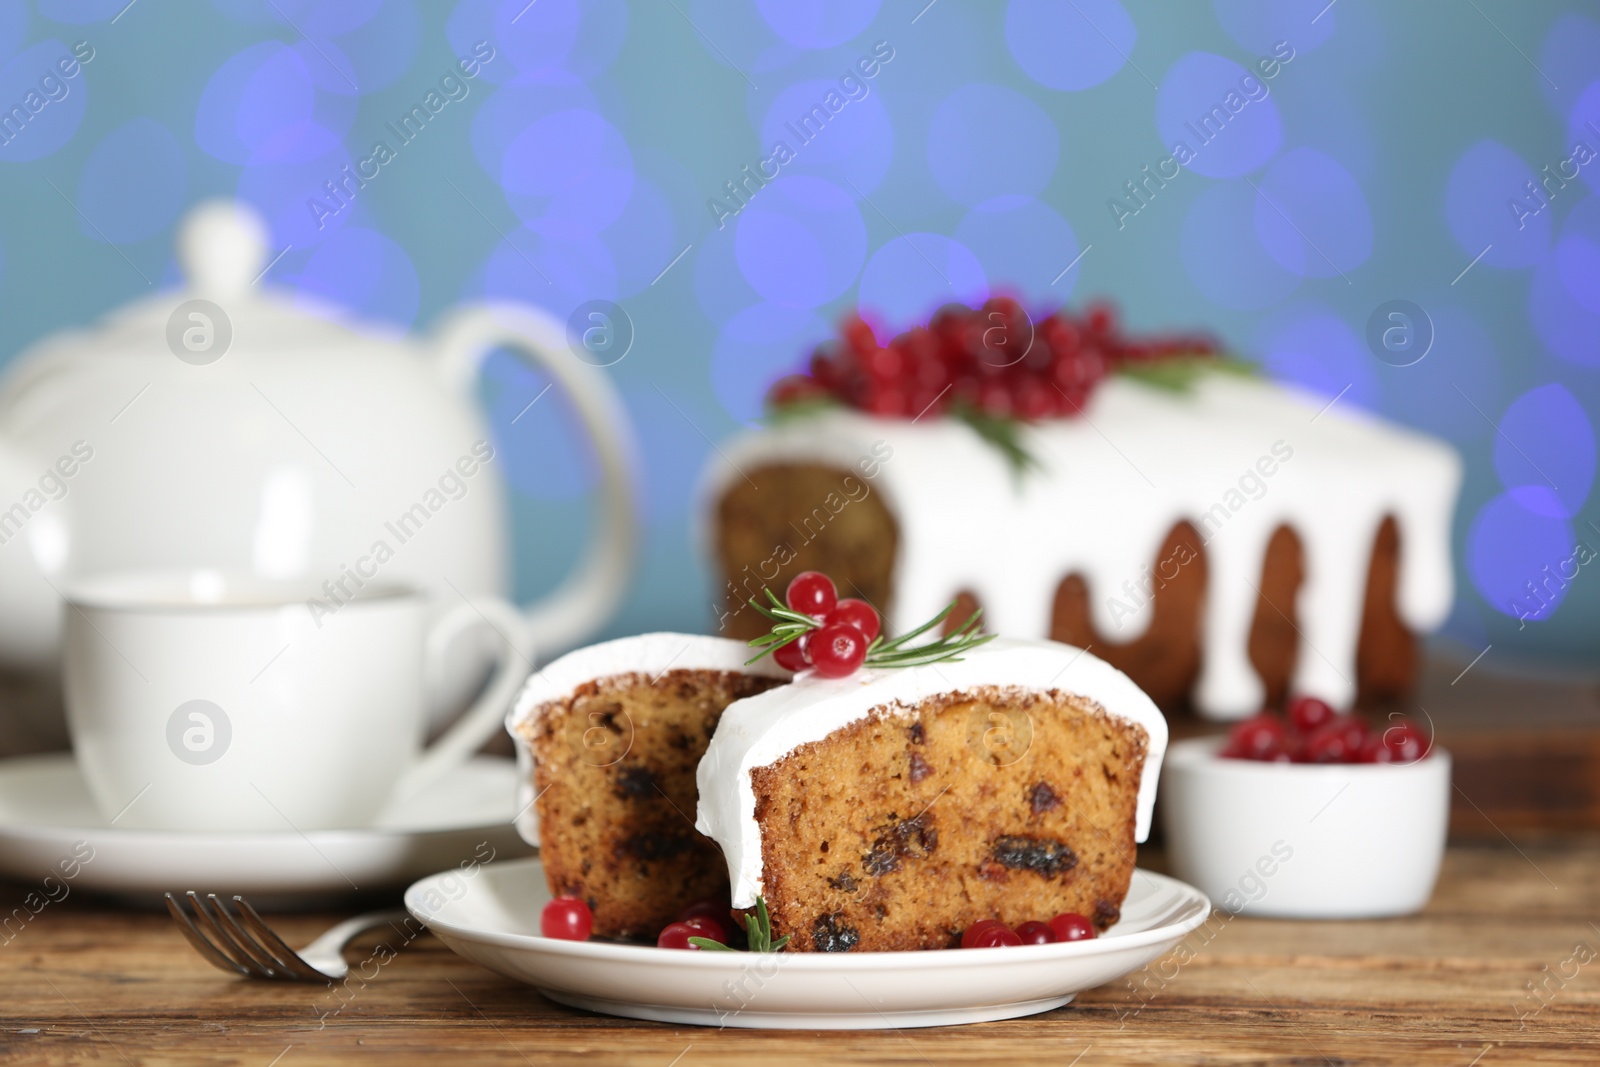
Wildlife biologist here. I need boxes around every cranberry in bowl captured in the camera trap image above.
[1159,703,1450,919]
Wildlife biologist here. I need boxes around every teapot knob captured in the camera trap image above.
[178,199,269,296]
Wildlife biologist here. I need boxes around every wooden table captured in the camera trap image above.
[2,837,1595,1066]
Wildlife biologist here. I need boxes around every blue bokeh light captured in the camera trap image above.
[1380,304,1500,445]
[501,108,634,233]
[1539,11,1600,116]
[1212,0,1334,56]
[447,0,580,80]
[1468,491,1575,622]
[954,195,1079,302]
[1256,301,1377,409]
[693,233,762,328]
[210,0,385,33]
[470,74,601,186]
[196,41,354,165]
[0,40,90,163]
[476,219,618,322]
[293,226,421,329]
[1567,79,1600,195]
[1445,139,1550,269]
[237,140,359,248]
[1530,249,1600,367]
[927,83,1059,206]
[1252,147,1371,277]
[1556,196,1600,315]
[1494,383,1594,519]
[1155,51,1282,179]
[1181,181,1300,309]
[76,118,188,245]
[734,175,865,308]
[36,0,135,24]
[857,233,987,332]
[711,302,829,423]
[600,176,678,298]
[756,0,881,50]
[1005,0,1134,92]
[757,77,893,193]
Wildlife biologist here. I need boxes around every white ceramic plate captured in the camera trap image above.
[407,857,1212,1029]
[0,753,532,900]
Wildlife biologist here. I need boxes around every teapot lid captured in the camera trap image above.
[63,199,407,359]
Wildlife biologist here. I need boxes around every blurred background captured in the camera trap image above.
[0,0,1595,674]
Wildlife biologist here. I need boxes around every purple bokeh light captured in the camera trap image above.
[757,77,893,193]
[1444,139,1550,269]
[476,219,618,321]
[857,233,987,334]
[1468,491,1576,622]
[927,83,1058,206]
[954,195,1079,302]
[1540,12,1600,116]
[501,108,634,233]
[1005,0,1134,92]
[734,175,865,308]
[76,118,188,245]
[1154,51,1282,179]
[237,141,359,248]
[1530,249,1600,367]
[599,176,677,298]
[1379,303,1500,445]
[711,302,829,423]
[756,0,881,49]
[1252,147,1371,277]
[1256,301,1377,409]
[1493,383,1594,519]
[0,40,89,163]
[196,42,354,165]
[1212,0,1334,56]
[293,226,420,329]
[1181,182,1300,310]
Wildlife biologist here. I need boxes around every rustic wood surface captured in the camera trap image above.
[0,836,1595,1066]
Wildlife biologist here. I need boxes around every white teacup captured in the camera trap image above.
[62,569,532,832]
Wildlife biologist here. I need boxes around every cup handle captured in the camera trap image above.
[395,596,533,797]
[430,301,638,657]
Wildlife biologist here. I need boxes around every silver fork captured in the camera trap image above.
[165,892,410,982]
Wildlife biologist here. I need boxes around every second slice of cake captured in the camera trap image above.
[509,634,787,939]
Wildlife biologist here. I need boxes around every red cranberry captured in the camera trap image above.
[541,897,593,941]
[968,924,1023,948]
[1304,715,1369,763]
[657,922,701,950]
[1048,913,1096,942]
[960,919,1008,949]
[824,599,880,643]
[1014,921,1055,945]
[1287,695,1336,735]
[1360,720,1430,764]
[1220,714,1288,761]
[785,571,837,617]
[679,914,728,945]
[772,635,810,672]
[808,622,868,678]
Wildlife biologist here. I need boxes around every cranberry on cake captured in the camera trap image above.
[507,634,787,940]
[695,637,1168,952]
[704,299,1461,719]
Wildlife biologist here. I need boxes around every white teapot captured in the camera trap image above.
[0,200,635,728]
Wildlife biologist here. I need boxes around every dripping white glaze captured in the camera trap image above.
[505,633,788,848]
[702,374,1461,718]
[695,637,1169,910]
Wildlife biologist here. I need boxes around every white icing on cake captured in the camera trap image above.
[695,637,1168,910]
[504,632,788,847]
[701,373,1461,719]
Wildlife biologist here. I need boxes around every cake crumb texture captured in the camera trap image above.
[748,686,1147,952]
[525,669,781,939]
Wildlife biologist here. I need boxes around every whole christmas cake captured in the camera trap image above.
[704,299,1461,719]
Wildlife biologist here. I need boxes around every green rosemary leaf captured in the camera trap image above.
[687,937,738,952]
[1117,354,1258,394]
[763,395,842,425]
[871,603,955,653]
[950,402,1041,479]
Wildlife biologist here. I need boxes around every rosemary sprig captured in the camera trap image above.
[688,897,790,953]
[1116,353,1258,394]
[950,400,1041,479]
[744,589,996,669]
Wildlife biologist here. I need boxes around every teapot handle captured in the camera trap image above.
[429,302,637,657]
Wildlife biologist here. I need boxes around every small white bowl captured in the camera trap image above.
[1159,737,1451,919]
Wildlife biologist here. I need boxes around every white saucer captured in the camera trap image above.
[0,753,533,900]
[407,857,1212,1030]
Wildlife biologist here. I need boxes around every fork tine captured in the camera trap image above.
[185,892,276,977]
[230,896,331,983]
[165,893,252,977]
[199,894,290,978]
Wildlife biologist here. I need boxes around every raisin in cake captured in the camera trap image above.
[508,634,786,939]
[703,302,1460,720]
[695,638,1167,952]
